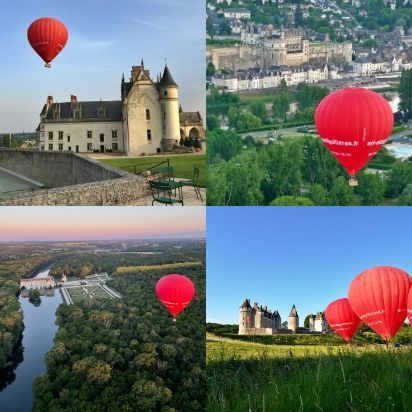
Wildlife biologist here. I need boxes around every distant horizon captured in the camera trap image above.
[0,233,206,244]
[0,207,205,242]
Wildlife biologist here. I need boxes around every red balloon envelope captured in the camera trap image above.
[315,88,393,179]
[156,274,195,318]
[408,286,412,326]
[27,17,68,67]
[348,266,411,339]
[325,298,361,342]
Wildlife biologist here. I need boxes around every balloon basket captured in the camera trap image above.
[44,63,51,68]
[348,177,358,187]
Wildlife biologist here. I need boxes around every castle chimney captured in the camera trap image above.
[71,95,77,105]
[47,96,53,110]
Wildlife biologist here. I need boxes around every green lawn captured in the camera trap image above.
[100,154,206,187]
[207,336,412,411]
[67,286,113,303]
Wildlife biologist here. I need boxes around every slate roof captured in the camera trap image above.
[289,304,298,317]
[41,101,122,121]
[179,111,203,123]
[159,65,178,87]
[240,298,251,309]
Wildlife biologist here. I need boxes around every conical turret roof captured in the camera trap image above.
[289,304,298,317]
[159,65,178,87]
[240,298,251,309]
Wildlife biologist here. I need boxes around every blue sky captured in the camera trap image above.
[207,207,412,324]
[0,0,204,132]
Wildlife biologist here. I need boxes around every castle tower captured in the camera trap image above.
[288,304,299,333]
[158,65,180,151]
[239,298,252,335]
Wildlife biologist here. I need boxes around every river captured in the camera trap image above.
[0,266,62,412]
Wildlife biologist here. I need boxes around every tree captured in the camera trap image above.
[206,129,243,163]
[206,17,215,38]
[249,100,267,123]
[307,184,328,205]
[399,69,412,119]
[385,162,412,198]
[399,184,412,205]
[270,196,314,206]
[304,315,312,329]
[236,112,262,130]
[329,176,358,205]
[206,114,220,132]
[356,172,386,205]
[206,62,216,77]
[295,5,304,26]
[272,93,291,122]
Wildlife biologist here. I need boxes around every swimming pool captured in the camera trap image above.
[387,144,412,160]
[0,167,43,194]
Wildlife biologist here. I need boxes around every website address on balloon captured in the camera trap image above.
[359,309,384,319]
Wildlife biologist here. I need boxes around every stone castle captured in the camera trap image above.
[20,276,55,290]
[38,62,204,156]
[207,29,352,72]
[239,299,329,335]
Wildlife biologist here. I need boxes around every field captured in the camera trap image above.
[115,261,203,274]
[207,334,412,411]
[100,154,206,186]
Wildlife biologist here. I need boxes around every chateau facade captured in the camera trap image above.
[20,276,55,290]
[239,298,282,335]
[207,31,352,72]
[309,312,329,333]
[37,62,204,156]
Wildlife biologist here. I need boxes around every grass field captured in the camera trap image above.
[207,335,412,411]
[115,261,203,275]
[100,154,206,186]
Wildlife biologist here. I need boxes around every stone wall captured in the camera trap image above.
[0,150,149,205]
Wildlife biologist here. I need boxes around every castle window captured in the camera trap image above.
[112,143,118,151]
[87,143,93,151]
[112,130,118,139]
[58,143,63,151]
[68,146,71,151]
[87,131,92,139]
[100,134,104,142]
[48,131,53,140]
[147,130,152,140]
[164,91,168,96]
[58,131,63,140]
[146,109,150,120]
[48,143,53,150]
[67,135,71,142]
[163,112,166,119]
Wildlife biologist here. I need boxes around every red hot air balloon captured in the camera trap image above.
[408,286,412,326]
[27,18,68,68]
[156,274,195,320]
[348,266,411,341]
[325,298,361,342]
[315,88,393,186]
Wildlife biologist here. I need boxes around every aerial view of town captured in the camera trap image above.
[207,0,412,205]
[206,207,412,411]
[0,207,206,411]
[0,1,205,206]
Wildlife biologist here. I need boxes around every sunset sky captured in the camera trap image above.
[0,0,204,132]
[0,207,205,241]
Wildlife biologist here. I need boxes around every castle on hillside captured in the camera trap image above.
[37,62,204,156]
